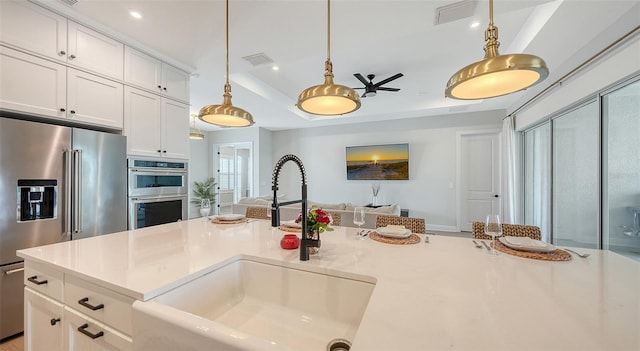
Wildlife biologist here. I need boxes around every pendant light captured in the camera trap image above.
[297,0,361,115]
[189,114,205,140]
[445,0,549,100]
[198,0,254,127]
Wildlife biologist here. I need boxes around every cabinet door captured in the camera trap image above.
[67,21,124,80]
[124,46,162,93]
[161,99,190,159]
[162,64,190,102]
[67,68,124,129]
[124,87,162,158]
[0,0,67,61]
[0,47,66,118]
[63,307,132,351]
[24,288,64,351]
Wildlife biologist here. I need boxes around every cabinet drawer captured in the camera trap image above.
[63,306,132,351]
[65,275,134,336]
[24,261,64,302]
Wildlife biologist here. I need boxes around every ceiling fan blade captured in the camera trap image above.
[354,73,369,86]
[374,73,404,87]
[376,87,400,92]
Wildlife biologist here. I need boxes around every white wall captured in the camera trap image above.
[188,136,210,218]
[271,111,503,230]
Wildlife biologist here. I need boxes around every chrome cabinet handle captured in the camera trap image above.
[27,275,48,285]
[78,297,104,311]
[77,324,104,339]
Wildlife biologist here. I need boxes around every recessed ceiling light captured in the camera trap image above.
[470,21,480,29]
[129,10,143,19]
[272,65,279,71]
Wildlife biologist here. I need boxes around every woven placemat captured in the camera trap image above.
[369,231,421,245]
[493,240,572,261]
[278,225,301,232]
[210,218,248,224]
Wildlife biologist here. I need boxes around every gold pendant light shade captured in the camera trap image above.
[199,84,254,127]
[445,0,548,100]
[297,60,361,115]
[296,0,360,116]
[189,114,205,140]
[198,0,254,127]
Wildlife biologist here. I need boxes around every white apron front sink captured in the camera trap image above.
[133,255,376,351]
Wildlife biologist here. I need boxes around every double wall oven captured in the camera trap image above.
[128,159,188,229]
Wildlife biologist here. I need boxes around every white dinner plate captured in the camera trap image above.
[499,236,556,253]
[375,226,412,239]
[281,220,301,228]
[215,214,245,221]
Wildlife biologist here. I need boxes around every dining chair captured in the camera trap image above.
[245,206,269,220]
[472,221,541,240]
[328,212,341,226]
[375,215,426,234]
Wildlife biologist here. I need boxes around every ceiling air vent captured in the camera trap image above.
[58,0,78,6]
[435,0,476,25]
[242,53,274,67]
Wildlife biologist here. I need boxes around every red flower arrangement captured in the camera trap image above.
[295,206,334,233]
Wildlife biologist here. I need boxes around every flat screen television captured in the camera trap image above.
[346,143,409,180]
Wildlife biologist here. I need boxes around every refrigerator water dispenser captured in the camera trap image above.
[17,179,57,222]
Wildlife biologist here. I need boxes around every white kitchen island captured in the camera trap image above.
[18,219,640,350]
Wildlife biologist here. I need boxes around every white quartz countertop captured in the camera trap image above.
[18,219,640,350]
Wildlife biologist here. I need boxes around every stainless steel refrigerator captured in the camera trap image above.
[0,117,127,340]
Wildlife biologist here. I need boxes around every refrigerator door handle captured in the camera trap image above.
[64,150,73,236]
[73,149,82,234]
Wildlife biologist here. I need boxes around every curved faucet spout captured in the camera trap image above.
[271,154,317,261]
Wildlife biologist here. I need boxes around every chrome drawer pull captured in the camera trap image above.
[77,323,104,339]
[27,275,48,285]
[78,297,104,311]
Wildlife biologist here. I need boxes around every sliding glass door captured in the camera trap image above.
[602,79,640,260]
[522,75,639,259]
[552,101,600,248]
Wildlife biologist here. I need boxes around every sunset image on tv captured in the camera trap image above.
[346,143,409,180]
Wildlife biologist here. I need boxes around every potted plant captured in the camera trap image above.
[191,177,217,208]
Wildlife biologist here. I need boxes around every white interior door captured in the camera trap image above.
[458,131,501,231]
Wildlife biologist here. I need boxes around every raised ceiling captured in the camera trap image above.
[39,0,640,131]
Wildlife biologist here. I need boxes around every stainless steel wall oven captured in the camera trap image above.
[127,159,188,229]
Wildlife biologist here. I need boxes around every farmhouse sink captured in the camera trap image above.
[133,256,376,351]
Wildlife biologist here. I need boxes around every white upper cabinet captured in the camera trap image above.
[67,68,124,129]
[124,87,188,159]
[0,0,67,62]
[0,1,123,80]
[67,21,124,80]
[124,46,189,102]
[0,47,66,118]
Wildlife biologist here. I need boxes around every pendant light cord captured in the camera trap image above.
[489,0,493,26]
[327,0,331,61]
[225,0,230,87]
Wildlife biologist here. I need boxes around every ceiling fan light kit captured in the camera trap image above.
[198,0,254,127]
[445,0,548,100]
[297,0,361,116]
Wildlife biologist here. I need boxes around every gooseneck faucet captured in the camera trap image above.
[271,154,319,261]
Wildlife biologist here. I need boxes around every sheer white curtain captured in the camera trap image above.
[502,115,519,224]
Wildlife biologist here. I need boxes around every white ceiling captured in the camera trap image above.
[39,0,640,131]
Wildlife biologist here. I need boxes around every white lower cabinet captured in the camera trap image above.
[63,307,132,351]
[23,261,133,351]
[24,288,63,351]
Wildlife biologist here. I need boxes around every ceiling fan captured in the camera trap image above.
[353,73,404,98]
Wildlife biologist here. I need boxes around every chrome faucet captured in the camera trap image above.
[271,154,319,261]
